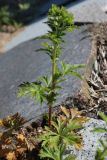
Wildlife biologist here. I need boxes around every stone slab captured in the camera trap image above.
[68,0,107,23]
[4,0,107,52]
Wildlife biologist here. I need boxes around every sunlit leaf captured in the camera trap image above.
[60,106,70,118]
[98,112,107,124]
[6,152,16,160]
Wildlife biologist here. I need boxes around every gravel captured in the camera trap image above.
[65,118,107,160]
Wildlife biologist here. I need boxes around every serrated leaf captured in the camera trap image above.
[64,154,76,160]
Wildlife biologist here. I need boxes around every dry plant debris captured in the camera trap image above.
[0,113,42,160]
[87,24,107,116]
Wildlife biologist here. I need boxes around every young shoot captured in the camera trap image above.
[18,4,84,127]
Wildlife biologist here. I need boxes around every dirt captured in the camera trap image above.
[0,27,24,53]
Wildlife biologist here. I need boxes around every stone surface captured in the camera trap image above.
[4,0,107,52]
[0,25,91,119]
[65,118,107,160]
[68,0,107,23]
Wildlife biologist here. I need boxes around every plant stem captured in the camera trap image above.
[48,105,52,127]
[48,44,57,127]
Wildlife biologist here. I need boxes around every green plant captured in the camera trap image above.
[0,6,11,26]
[93,112,107,160]
[39,107,87,160]
[18,4,84,126]
[18,3,30,11]
[0,5,22,31]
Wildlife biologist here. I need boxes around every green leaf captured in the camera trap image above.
[18,3,30,10]
[70,71,83,80]
[98,112,107,124]
[64,155,76,160]
[18,81,46,104]
[93,128,107,133]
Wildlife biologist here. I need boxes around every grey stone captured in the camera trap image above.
[68,0,107,23]
[0,25,91,119]
[65,118,107,160]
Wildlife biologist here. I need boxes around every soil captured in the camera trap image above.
[0,27,24,53]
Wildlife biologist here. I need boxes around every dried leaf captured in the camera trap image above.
[60,106,70,118]
[6,152,16,160]
[0,119,3,126]
[70,108,82,119]
[16,147,27,154]
[17,134,25,142]
[74,142,83,150]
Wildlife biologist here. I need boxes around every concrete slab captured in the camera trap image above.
[0,25,91,119]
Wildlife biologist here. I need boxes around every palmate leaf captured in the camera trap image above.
[18,81,46,104]
[39,107,85,160]
[67,119,83,131]
[60,62,84,79]
[40,144,71,160]
[40,116,82,147]
[40,144,65,160]
[40,146,55,160]
[63,133,81,146]
[39,76,52,87]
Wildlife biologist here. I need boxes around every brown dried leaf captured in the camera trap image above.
[17,134,25,142]
[16,147,27,154]
[74,142,83,150]
[5,138,12,145]
[0,119,4,126]
[60,106,70,118]
[6,152,16,160]
[59,115,67,121]
[70,108,82,119]
[24,137,35,151]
